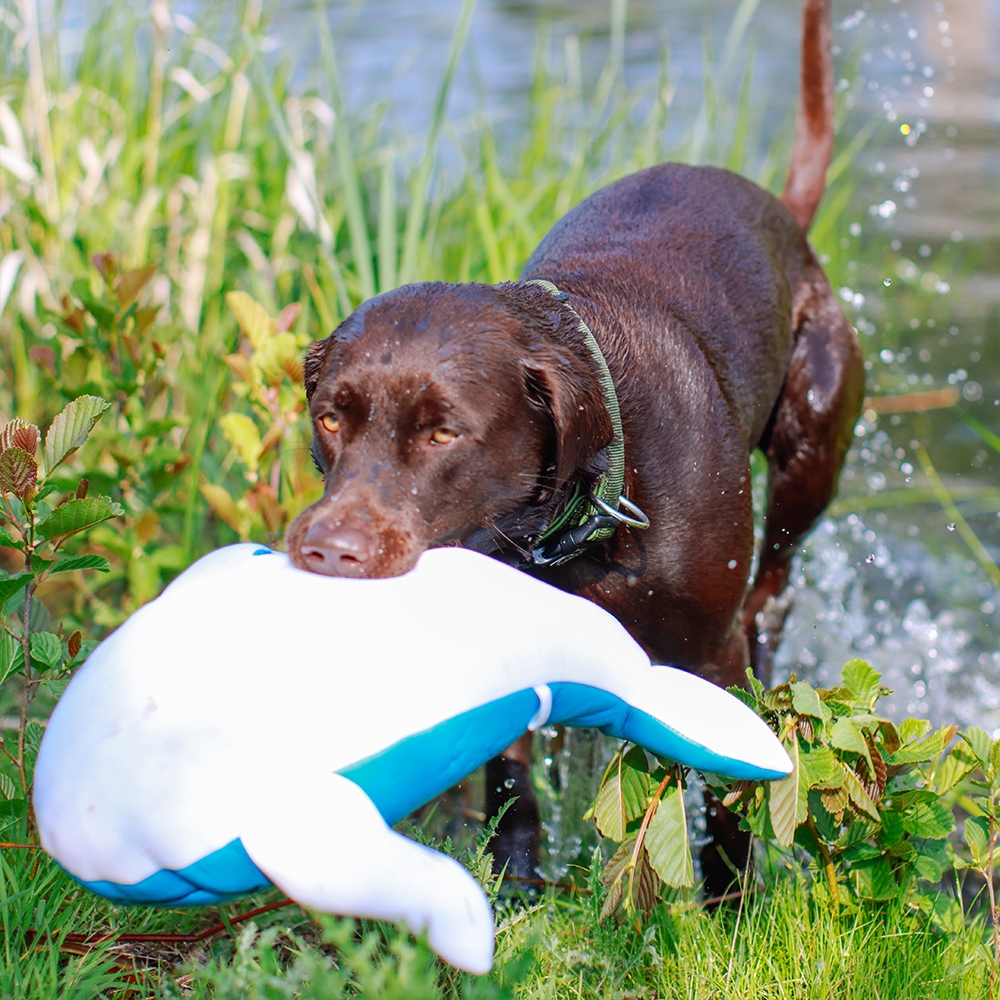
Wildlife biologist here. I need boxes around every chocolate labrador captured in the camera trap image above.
[285,0,864,891]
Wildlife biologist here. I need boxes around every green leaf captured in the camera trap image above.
[852,857,897,900]
[913,838,953,882]
[0,773,16,800]
[219,412,262,473]
[880,809,905,848]
[917,893,967,937]
[35,496,123,540]
[884,729,945,766]
[0,524,23,549]
[769,736,800,847]
[51,554,111,574]
[790,681,830,722]
[901,796,954,840]
[644,782,694,888]
[0,630,24,685]
[934,742,979,795]
[830,717,874,774]
[30,631,64,669]
[898,717,932,743]
[726,686,757,711]
[840,658,882,706]
[226,291,273,350]
[964,816,990,868]
[799,744,842,789]
[590,748,652,841]
[841,842,882,863]
[620,746,654,816]
[43,395,112,473]
[962,727,994,770]
[0,573,31,607]
[24,719,44,759]
[78,294,116,330]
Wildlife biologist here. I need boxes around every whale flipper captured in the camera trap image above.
[239,771,493,974]
[543,668,790,780]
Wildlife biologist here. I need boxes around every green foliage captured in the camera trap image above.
[951,727,1000,991]
[586,746,693,920]
[0,847,138,998]
[719,660,969,910]
[589,658,997,966]
[180,915,519,1000]
[197,290,320,543]
[0,401,114,814]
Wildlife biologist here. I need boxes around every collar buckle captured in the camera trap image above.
[524,493,650,569]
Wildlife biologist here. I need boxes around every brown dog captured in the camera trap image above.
[286,0,864,890]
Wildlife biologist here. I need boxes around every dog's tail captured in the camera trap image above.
[780,0,834,232]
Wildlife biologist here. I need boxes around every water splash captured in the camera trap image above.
[774,513,1000,734]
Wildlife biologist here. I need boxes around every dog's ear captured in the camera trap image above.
[523,356,614,487]
[303,337,333,398]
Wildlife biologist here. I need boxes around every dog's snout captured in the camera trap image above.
[299,521,373,578]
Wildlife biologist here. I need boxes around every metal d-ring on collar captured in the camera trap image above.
[519,278,651,569]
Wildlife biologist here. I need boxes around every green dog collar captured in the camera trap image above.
[521,278,649,566]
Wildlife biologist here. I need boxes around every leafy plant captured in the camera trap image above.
[719,659,969,909]
[0,398,120,818]
[588,660,981,927]
[953,727,1000,997]
[38,253,192,620]
[585,747,693,921]
[199,291,320,544]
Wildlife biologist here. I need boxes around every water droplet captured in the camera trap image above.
[865,553,875,564]
[727,559,737,569]
[503,777,515,789]
[883,277,892,286]
[947,522,956,532]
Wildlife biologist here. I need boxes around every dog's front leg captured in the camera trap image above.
[485,733,541,882]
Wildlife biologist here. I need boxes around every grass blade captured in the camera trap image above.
[316,0,376,301]
[726,36,757,172]
[246,34,351,318]
[916,445,1000,590]
[398,0,477,285]
[719,0,761,85]
[378,152,398,292]
[955,409,1000,456]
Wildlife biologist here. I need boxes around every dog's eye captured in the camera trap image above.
[431,428,458,445]
[318,414,340,434]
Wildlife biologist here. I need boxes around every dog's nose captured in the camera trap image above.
[299,521,373,578]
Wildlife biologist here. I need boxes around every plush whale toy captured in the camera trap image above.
[34,544,789,973]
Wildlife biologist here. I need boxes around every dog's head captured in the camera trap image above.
[286,281,613,577]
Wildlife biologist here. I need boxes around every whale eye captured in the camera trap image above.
[319,414,339,434]
[431,428,458,445]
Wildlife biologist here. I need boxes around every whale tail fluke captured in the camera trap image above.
[240,770,494,974]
